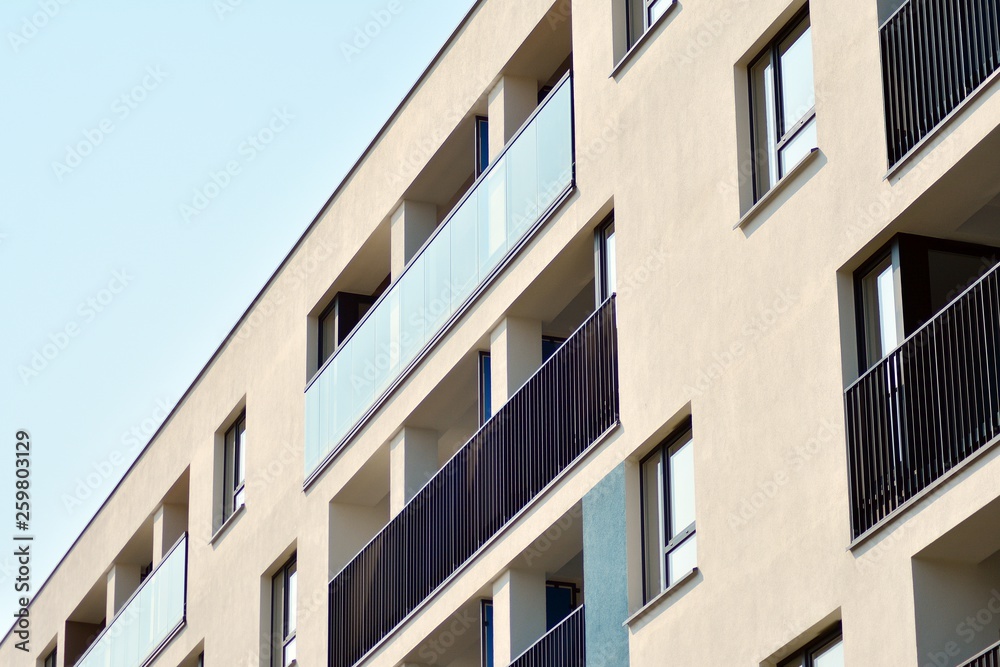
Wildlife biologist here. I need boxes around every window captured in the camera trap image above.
[749,10,816,201]
[223,412,246,523]
[478,338,564,426]
[779,628,844,667]
[479,582,579,666]
[626,0,673,48]
[43,649,56,667]
[544,581,579,629]
[478,352,493,426]
[480,600,494,667]
[317,290,381,369]
[641,422,696,602]
[271,557,297,667]
[853,235,1000,372]
[475,116,490,176]
[858,253,901,369]
[596,215,616,303]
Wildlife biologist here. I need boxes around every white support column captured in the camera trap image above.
[152,503,186,568]
[490,316,542,409]
[390,200,438,282]
[492,569,547,666]
[487,76,539,162]
[389,427,439,518]
[106,563,141,621]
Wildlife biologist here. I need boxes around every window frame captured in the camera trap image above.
[271,556,298,667]
[595,214,616,304]
[222,412,247,523]
[626,0,672,48]
[748,8,816,202]
[777,625,843,667]
[478,351,492,426]
[43,648,57,667]
[480,599,494,667]
[475,116,490,177]
[640,420,696,603]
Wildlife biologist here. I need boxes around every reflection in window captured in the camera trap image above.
[223,412,247,522]
[626,0,674,48]
[271,557,298,667]
[750,11,816,201]
[597,216,617,303]
[641,421,696,602]
[779,628,844,667]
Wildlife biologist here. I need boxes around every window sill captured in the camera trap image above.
[623,567,699,628]
[209,503,246,546]
[734,147,820,231]
[610,0,679,79]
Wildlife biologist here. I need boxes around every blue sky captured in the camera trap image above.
[0,0,474,626]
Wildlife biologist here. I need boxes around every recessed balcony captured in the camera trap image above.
[305,73,576,481]
[328,296,618,667]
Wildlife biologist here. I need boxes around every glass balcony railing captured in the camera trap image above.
[75,535,187,667]
[305,72,575,479]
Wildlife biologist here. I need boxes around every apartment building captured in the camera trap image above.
[7,0,1000,664]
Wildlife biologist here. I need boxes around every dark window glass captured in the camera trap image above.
[641,422,696,602]
[476,116,490,176]
[317,292,378,369]
[481,600,494,667]
[542,336,565,362]
[479,352,492,425]
[271,557,297,667]
[749,11,816,201]
[44,649,57,667]
[545,581,579,629]
[596,216,616,303]
[223,412,247,522]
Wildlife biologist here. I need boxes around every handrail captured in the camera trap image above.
[846,259,1000,392]
[73,533,188,667]
[306,70,573,392]
[305,72,576,480]
[509,605,585,666]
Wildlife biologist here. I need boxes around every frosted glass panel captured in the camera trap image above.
[305,76,575,476]
[76,536,186,667]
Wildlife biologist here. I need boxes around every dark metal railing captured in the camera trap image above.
[845,263,1000,539]
[509,605,586,667]
[328,298,618,667]
[880,0,1000,166]
[962,641,1000,667]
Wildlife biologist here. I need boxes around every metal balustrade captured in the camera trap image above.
[509,605,586,667]
[74,534,187,667]
[305,73,575,481]
[845,262,1000,538]
[880,0,1000,166]
[328,298,618,667]
[962,641,1000,667]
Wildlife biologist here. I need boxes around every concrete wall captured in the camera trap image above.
[583,464,630,667]
[6,0,1000,664]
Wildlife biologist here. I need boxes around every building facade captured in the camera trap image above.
[8,0,1000,665]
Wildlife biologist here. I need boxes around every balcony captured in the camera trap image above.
[74,534,187,667]
[328,297,618,667]
[962,640,1000,666]
[305,73,576,481]
[845,262,1000,538]
[509,605,586,667]
[880,0,1000,167]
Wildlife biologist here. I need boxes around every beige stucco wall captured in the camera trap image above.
[7,0,1000,665]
